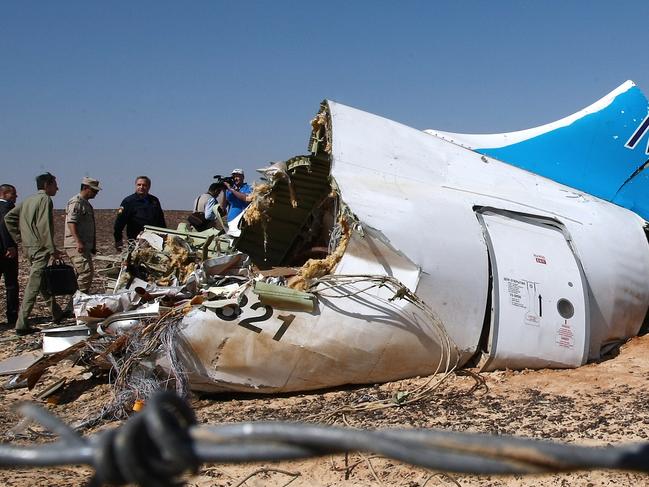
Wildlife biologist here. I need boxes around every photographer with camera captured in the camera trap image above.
[203,184,223,217]
[219,168,252,221]
[193,184,217,216]
[186,182,225,232]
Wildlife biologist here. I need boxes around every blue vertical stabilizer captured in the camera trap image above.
[425,81,649,220]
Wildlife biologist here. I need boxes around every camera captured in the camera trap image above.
[213,175,235,189]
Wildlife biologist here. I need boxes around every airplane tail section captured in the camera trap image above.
[425,81,649,220]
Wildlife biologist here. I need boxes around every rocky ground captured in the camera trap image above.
[0,209,647,486]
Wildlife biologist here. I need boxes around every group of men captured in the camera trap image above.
[0,173,104,336]
[0,168,252,337]
[192,168,252,229]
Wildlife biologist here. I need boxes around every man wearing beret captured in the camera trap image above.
[65,177,101,293]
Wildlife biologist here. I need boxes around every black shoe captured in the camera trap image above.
[16,326,41,336]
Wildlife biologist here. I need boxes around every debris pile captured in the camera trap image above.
[0,108,458,427]
[0,157,330,419]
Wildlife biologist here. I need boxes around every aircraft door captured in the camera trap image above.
[477,209,589,371]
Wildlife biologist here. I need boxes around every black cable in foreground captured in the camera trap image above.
[0,391,647,486]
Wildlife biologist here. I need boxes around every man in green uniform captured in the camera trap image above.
[64,177,101,293]
[4,172,64,335]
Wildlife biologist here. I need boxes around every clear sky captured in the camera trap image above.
[2,1,648,209]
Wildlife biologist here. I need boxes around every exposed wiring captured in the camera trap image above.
[306,273,459,421]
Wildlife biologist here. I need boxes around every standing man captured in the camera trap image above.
[0,184,19,326]
[114,176,166,251]
[4,173,64,335]
[64,177,101,294]
[221,168,252,221]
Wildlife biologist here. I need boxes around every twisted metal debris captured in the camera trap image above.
[1,392,648,486]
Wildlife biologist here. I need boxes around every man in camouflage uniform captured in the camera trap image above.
[64,177,101,293]
[4,172,64,335]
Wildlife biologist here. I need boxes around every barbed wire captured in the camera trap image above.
[1,392,648,486]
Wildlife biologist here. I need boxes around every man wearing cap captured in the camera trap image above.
[221,168,252,221]
[64,177,101,293]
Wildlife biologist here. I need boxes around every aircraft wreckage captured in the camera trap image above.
[22,81,649,399]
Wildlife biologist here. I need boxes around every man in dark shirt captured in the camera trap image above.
[0,184,19,326]
[114,176,166,251]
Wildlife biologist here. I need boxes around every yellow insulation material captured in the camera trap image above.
[289,217,351,291]
[310,111,332,154]
[243,182,273,227]
[156,236,196,285]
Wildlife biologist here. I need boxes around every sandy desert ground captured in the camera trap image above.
[0,209,647,486]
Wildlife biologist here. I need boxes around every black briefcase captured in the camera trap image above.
[41,260,78,296]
